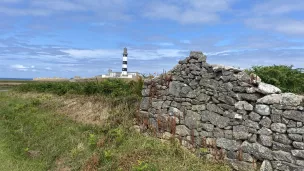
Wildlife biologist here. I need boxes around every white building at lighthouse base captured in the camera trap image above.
[100,71,138,78]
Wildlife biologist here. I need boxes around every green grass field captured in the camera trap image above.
[0,91,230,171]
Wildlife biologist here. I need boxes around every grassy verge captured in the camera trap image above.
[0,92,230,171]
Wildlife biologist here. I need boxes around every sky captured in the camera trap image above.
[0,0,303,78]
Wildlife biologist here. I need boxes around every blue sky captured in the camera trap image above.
[0,0,303,78]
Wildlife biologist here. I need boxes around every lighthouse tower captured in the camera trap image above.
[122,47,128,76]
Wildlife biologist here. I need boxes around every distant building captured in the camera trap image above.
[101,48,139,78]
[33,77,69,81]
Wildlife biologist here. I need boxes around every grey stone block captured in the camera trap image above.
[216,138,240,151]
[272,150,295,163]
[260,117,272,128]
[233,125,249,140]
[259,135,272,147]
[271,123,287,133]
[255,104,271,115]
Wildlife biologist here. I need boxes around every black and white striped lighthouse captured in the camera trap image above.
[122,47,128,76]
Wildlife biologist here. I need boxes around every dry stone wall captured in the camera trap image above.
[138,51,304,171]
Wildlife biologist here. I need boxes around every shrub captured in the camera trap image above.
[246,65,304,94]
[14,78,144,97]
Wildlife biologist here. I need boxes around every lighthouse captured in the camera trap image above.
[122,47,128,76]
[101,47,138,78]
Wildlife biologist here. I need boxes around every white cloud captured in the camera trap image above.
[10,64,29,71]
[90,22,116,27]
[0,42,6,47]
[155,42,174,46]
[91,22,106,26]
[205,49,258,56]
[253,0,304,16]
[62,49,121,59]
[31,0,86,12]
[143,0,234,24]
[0,0,132,20]
[0,7,50,16]
[62,48,189,60]
[272,46,304,50]
[180,40,191,44]
[10,64,26,69]
[10,64,38,71]
[245,18,304,35]
[130,49,188,60]
[0,0,22,3]
[244,0,304,35]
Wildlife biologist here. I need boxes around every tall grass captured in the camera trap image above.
[0,92,230,171]
[14,78,144,97]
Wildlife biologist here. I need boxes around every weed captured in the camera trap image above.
[201,137,207,148]
[108,127,124,146]
[218,148,225,161]
[88,133,98,149]
[103,150,112,161]
[191,127,195,147]
[237,147,243,161]
[70,143,85,157]
[200,147,208,154]
[252,159,257,169]
[131,160,157,171]
[157,117,161,132]
[170,117,176,135]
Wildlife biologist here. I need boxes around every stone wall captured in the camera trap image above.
[138,51,304,171]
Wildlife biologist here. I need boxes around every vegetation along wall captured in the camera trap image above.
[138,51,304,171]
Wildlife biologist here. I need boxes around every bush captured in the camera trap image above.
[14,78,144,98]
[246,65,304,94]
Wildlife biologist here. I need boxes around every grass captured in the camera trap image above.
[0,91,231,171]
[0,92,103,170]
